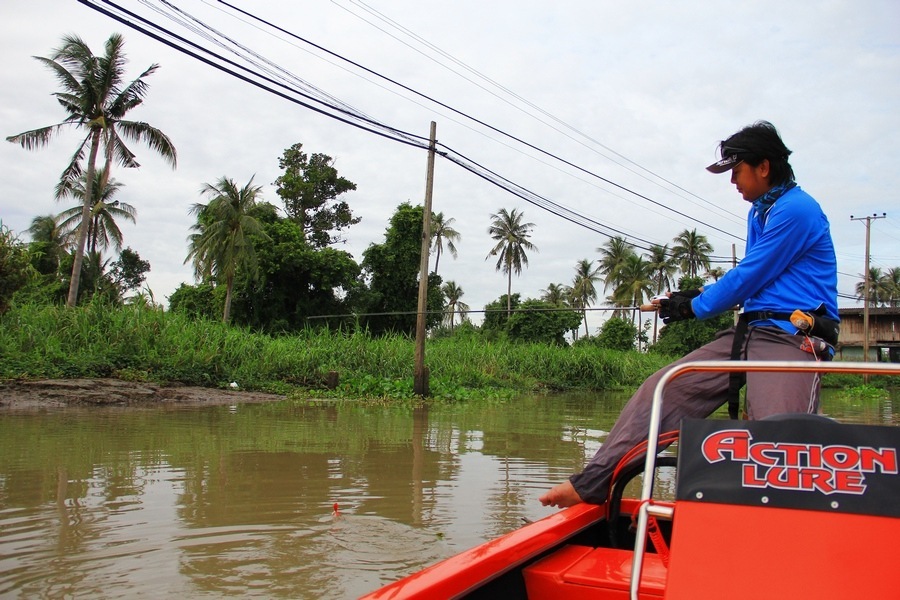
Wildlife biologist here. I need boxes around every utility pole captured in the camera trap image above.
[414,122,437,396]
[850,212,886,363]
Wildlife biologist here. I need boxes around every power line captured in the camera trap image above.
[212,0,745,241]
[81,0,870,309]
[63,2,871,312]
[79,0,745,263]
[336,0,746,228]
[80,0,431,150]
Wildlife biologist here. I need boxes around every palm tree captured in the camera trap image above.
[645,244,677,295]
[644,244,677,343]
[441,280,469,329]
[57,169,135,255]
[884,267,900,308]
[486,208,537,315]
[540,282,571,306]
[855,267,889,307]
[6,33,177,307]
[597,236,636,292]
[610,254,653,331]
[571,258,602,337]
[705,266,727,282]
[431,212,460,275]
[186,176,268,323]
[610,254,653,306]
[671,229,713,278]
[27,214,72,273]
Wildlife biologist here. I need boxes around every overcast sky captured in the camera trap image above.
[2,0,899,330]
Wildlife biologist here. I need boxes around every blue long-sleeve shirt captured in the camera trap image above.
[691,185,839,332]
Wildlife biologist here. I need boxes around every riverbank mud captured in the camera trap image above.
[0,379,285,410]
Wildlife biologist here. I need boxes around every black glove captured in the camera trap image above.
[658,289,700,324]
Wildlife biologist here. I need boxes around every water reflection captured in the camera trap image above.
[0,389,895,598]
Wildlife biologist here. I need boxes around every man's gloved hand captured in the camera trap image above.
[658,289,700,324]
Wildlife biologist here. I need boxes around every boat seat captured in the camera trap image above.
[523,544,666,599]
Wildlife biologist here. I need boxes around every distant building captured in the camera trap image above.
[836,307,900,362]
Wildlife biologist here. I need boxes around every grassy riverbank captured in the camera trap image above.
[0,303,672,400]
[3,303,895,401]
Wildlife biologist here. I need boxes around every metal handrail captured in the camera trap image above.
[629,360,900,600]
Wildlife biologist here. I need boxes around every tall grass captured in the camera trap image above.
[0,302,672,399]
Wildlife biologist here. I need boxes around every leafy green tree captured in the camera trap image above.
[431,212,460,275]
[486,208,537,315]
[506,298,581,345]
[7,33,177,307]
[672,229,713,278]
[571,258,601,338]
[168,283,219,321]
[596,317,638,351]
[57,169,135,255]
[186,176,269,323]
[0,224,34,313]
[652,313,733,357]
[109,247,149,296]
[482,293,520,337]
[441,280,469,329]
[273,143,358,247]
[360,203,443,336]
[228,207,361,332]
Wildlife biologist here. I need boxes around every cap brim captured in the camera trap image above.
[706,155,741,173]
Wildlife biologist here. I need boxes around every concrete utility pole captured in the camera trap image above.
[850,212,886,363]
[414,122,437,396]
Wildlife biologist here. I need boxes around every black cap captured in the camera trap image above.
[706,145,750,174]
[706,154,742,173]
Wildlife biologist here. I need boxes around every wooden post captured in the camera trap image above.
[414,122,437,397]
[326,371,339,390]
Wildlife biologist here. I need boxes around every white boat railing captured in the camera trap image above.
[629,360,900,600]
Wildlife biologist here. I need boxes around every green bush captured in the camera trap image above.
[0,224,34,314]
[596,317,638,351]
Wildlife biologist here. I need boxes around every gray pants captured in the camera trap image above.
[570,326,823,504]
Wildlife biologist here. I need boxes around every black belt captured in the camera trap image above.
[741,310,794,324]
[743,309,839,346]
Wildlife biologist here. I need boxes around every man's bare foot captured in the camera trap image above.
[539,480,583,508]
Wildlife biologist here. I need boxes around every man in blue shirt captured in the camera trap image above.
[540,121,839,507]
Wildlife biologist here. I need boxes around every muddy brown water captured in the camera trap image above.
[0,386,895,598]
